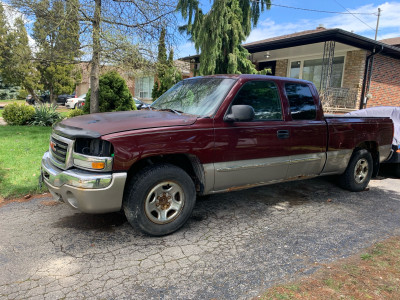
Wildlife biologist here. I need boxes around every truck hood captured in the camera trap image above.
[54,110,198,138]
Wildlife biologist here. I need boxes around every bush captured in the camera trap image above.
[83,71,136,113]
[68,109,85,118]
[30,104,62,126]
[3,102,35,125]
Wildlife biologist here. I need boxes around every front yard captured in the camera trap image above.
[0,126,51,199]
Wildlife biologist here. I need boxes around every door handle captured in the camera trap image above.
[277,130,290,139]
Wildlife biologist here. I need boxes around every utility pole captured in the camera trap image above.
[375,8,381,40]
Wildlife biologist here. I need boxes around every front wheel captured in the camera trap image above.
[339,149,373,192]
[123,164,196,236]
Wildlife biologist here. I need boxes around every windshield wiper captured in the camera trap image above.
[156,108,183,115]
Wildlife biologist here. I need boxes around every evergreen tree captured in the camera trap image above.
[0,3,8,66]
[152,28,182,99]
[0,16,42,99]
[33,0,81,103]
[177,0,271,75]
[83,71,135,113]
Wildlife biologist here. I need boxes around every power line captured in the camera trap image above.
[267,3,376,16]
[332,0,376,31]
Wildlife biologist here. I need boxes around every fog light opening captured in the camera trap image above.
[49,190,63,202]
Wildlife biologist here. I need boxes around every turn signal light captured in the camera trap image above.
[92,162,105,169]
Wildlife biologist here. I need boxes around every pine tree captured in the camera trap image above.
[177,0,271,75]
[152,29,182,99]
[33,0,81,103]
[0,3,8,66]
[0,17,42,99]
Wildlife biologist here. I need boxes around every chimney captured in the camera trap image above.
[316,24,325,30]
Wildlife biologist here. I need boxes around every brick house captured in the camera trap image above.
[75,60,191,102]
[182,27,400,112]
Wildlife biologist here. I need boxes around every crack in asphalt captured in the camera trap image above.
[1,177,400,299]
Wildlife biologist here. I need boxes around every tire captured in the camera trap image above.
[123,164,196,236]
[339,149,373,192]
[74,103,77,109]
[394,164,400,178]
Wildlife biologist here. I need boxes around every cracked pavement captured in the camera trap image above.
[1,175,400,299]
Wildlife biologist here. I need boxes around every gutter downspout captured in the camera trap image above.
[359,45,384,109]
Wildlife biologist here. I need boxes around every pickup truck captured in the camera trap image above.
[41,75,394,236]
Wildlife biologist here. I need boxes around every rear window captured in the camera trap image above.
[285,83,316,120]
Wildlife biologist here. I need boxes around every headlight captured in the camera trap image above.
[73,138,114,172]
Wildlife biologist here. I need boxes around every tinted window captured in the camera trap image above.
[285,83,316,120]
[232,81,282,120]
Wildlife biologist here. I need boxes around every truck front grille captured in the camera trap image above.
[49,133,74,169]
[50,136,68,163]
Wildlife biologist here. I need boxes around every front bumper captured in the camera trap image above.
[41,151,127,213]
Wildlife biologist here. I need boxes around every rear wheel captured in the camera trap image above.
[394,164,400,178]
[123,164,196,236]
[339,149,373,192]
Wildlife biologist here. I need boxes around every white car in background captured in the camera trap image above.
[66,93,86,109]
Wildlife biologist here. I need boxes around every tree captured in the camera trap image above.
[0,3,8,66]
[152,28,182,99]
[33,0,81,103]
[177,0,271,75]
[83,71,135,113]
[0,11,42,101]
[11,0,177,113]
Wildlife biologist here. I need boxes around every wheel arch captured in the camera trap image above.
[124,153,206,195]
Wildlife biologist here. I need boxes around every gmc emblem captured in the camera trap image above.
[50,141,56,152]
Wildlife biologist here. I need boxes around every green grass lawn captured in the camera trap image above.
[0,126,52,199]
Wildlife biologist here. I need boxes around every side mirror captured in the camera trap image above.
[224,105,255,122]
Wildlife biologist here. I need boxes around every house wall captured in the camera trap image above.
[275,59,288,77]
[75,63,136,97]
[368,54,400,107]
[342,50,366,108]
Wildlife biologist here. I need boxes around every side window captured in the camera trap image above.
[232,81,282,120]
[285,83,316,120]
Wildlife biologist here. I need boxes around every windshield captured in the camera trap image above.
[151,78,236,117]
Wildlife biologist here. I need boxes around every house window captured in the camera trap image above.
[135,76,154,99]
[289,56,345,89]
[290,61,301,79]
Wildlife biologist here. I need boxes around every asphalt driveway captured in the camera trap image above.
[1,175,400,299]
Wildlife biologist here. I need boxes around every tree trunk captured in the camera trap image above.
[90,0,101,113]
[26,87,40,104]
[50,85,56,105]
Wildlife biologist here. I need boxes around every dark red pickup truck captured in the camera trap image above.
[41,75,394,235]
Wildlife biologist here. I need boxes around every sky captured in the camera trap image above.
[176,0,400,58]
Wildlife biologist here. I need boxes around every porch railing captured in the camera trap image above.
[319,87,359,113]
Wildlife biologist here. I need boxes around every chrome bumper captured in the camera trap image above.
[41,151,127,213]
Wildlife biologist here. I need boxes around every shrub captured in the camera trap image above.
[68,108,86,118]
[3,102,35,125]
[83,71,136,113]
[30,104,62,126]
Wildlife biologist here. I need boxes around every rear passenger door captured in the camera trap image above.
[284,83,327,178]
